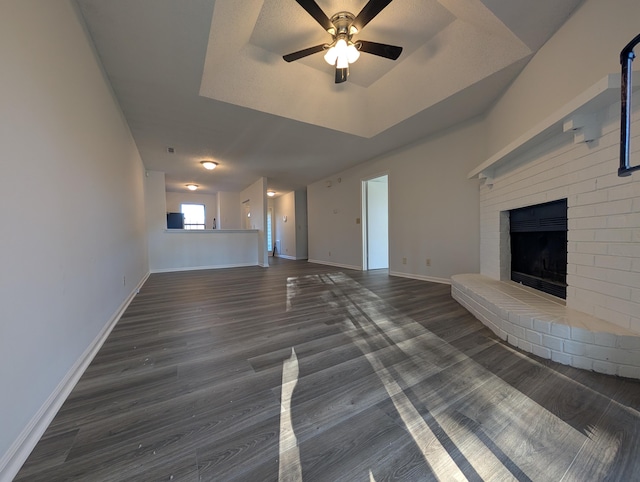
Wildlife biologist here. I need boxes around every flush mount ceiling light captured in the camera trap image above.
[267,190,276,197]
[186,184,198,191]
[283,0,402,83]
[201,160,218,170]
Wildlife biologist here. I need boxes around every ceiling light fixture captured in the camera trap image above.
[283,5,402,84]
[267,190,276,197]
[186,184,198,191]
[201,160,218,170]
[324,38,360,68]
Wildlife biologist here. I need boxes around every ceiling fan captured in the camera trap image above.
[283,0,403,83]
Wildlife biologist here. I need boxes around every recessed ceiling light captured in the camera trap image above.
[201,160,218,170]
[267,190,276,197]
[186,184,198,191]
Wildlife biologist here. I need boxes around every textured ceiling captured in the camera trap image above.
[201,0,535,137]
[249,0,454,88]
[75,0,583,195]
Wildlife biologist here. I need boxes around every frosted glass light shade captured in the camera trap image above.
[324,39,359,66]
[336,52,349,69]
[346,44,360,63]
[324,47,338,65]
[201,160,218,170]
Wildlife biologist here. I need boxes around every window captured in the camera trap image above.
[181,203,205,230]
[267,208,273,252]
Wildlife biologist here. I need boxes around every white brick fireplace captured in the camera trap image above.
[453,75,640,378]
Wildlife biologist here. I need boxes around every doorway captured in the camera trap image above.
[242,200,251,229]
[362,175,389,270]
[267,207,274,256]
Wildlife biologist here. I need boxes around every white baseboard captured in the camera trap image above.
[150,262,257,273]
[307,259,362,271]
[0,273,149,482]
[389,271,451,285]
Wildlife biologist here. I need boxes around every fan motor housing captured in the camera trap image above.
[329,11,357,37]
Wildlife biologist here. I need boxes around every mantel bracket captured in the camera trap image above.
[563,113,599,144]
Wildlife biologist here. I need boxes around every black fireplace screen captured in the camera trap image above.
[510,199,567,299]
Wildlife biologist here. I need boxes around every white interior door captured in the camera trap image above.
[363,175,389,270]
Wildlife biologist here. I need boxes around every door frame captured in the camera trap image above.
[361,172,389,270]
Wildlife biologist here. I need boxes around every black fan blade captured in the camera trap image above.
[358,40,402,60]
[283,44,326,62]
[295,0,333,31]
[335,67,348,83]
[353,0,394,31]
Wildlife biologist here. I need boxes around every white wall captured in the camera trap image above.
[217,191,241,229]
[149,230,259,272]
[145,170,168,255]
[294,189,308,259]
[485,0,640,155]
[308,119,483,280]
[0,1,148,476]
[166,191,218,229]
[146,171,259,271]
[240,177,269,267]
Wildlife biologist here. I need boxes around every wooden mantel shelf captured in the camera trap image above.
[469,72,640,180]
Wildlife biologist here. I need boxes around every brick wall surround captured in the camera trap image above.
[480,101,640,334]
[455,85,640,378]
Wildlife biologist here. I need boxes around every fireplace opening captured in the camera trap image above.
[509,199,567,299]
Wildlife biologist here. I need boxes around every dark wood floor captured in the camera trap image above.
[16,259,640,481]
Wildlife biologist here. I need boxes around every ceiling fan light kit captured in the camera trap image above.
[283,0,402,84]
[324,38,360,67]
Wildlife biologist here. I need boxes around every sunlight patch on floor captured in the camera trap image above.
[278,347,302,482]
[282,272,610,481]
[343,300,468,480]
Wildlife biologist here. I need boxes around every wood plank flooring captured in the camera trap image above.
[15,259,640,481]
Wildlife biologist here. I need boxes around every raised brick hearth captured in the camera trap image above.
[452,274,640,379]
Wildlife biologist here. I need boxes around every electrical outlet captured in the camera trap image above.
[402,257,407,265]
[123,276,126,286]
[426,258,431,267]
[329,251,331,256]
